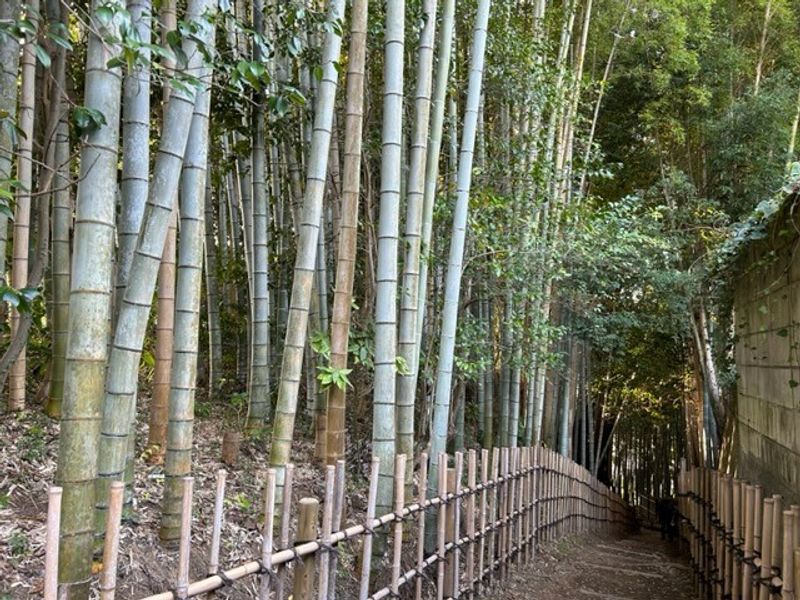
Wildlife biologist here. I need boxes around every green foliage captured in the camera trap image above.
[316,365,352,391]
[0,285,40,313]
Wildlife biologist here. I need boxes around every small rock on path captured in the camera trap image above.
[483,530,694,600]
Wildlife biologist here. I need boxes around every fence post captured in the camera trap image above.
[415,453,428,600]
[732,479,741,600]
[390,455,406,598]
[208,469,227,595]
[317,466,335,600]
[328,459,346,600]
[358,457,380,600]
[466,449,476,593]
[758,498,775,600]
[487,448,500,585]
[99,482,124,600]
[753,486,764,600]
[437,452,448,600]
[293,498,320,600]
[478,448,489,592]
[176,477,194,600]
[781,510,794,600]
[277,464,295,600]
[44,486,62,600]
[259,469,277,600]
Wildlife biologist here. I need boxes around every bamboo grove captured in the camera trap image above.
[1,0,800,596]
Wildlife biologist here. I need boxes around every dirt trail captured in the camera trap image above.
[484,530,694,600]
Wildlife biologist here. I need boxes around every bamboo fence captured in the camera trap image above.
[42,446,632,599]
[678,460,800,600]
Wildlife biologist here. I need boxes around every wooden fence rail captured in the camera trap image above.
[43,446,632,599]
[678,461,800,600]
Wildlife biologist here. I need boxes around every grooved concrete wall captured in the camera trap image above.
[733,205,800,503]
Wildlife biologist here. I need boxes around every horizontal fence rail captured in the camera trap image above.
[42,446,633,599]
[678,461,800,600]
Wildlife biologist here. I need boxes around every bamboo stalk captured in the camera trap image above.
[328,459,346,600]
[415,452,428,600]
[437,453,448,600]
[99,481,125,600]
[391,454,407,597]
[293,498,320,600]
[277,463,295,600]
[260,469,277,600]
[176,477,194,599]
[359,456,381,600]
[208,470,227,582]
[44,486,62,600]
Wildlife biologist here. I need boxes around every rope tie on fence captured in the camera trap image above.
[209,570,235,588]
[289,545,305,568]
[255,560,279,581]
[318,541,339,557]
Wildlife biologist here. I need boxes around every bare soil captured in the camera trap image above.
[484,530,694,600]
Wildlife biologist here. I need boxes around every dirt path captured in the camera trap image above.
[484,530,694,600]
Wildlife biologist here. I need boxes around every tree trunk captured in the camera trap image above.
[269,0,346,502]
[55,0,125,594]
[371,0,406,520]
[149,0,176,458]
[396,0,438,488]
[45,0,71,418]
[323,0,368,464]
[0,0,20,319]
[8,0,38,410]
[427,0,491,495]
[416,0,457,357]
[94,0,216,533]
[246,0,271,430]
[160,40,214,540]
[204,183,223,396]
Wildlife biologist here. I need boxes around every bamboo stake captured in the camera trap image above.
[318,466,336,600]
[733,479,741,600]
[437,453,448,600]
[515,448,523,563]
[277,463,295,600]
[742,485,756,600]
[260,469,277,600]
[176,477,194,600]
[759,498,775,600]
[794,550,800,600]
[453,452,463,597]
[99,482,125,600]
[754,486,764,599]
[359,456,380,600]
[477,448,488,592]
[466,449,476,592]
[391,454,407,597]
[44,486,62,600]
[328,459,346,600]
[415,453,429,600]
[208,470,227,584]
[293,498,320,600]
[487,448,499,584]
[771,495,784,592]
[781,510,794,600]
[724,476,732,598]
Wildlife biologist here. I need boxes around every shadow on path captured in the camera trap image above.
[483,530,694,600]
